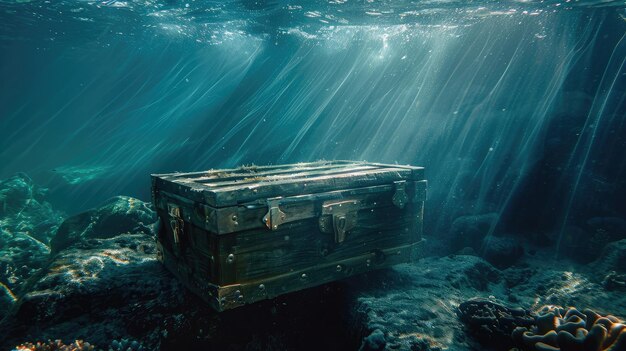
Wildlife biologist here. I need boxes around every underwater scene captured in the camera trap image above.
[1,0,626,350]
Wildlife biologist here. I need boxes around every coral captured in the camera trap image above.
[13,339,95,351]
[457,298,534,348]
[12,338,145,351]
[511,306,626,351]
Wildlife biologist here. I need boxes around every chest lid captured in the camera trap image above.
[152,160,424,208]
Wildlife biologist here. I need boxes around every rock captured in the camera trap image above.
[449,213,498,252]
[0,174,64,315]
[602,271,626,291]
[557,225,599,263]
[502,267,537,289]
[0,173,64,244]
[0,173,43,215]
[586,216,626,241]
[592,239,626,274]
[50,196,157,253]
[481,236,524,269]
[0,231,49,300]
[557,217,626,264]
[359,329,386,351]
[0,233,187,350]
[0,282,17,319]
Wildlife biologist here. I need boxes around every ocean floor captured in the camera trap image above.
[0,175,625,350]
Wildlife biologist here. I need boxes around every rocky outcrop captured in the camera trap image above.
[481,236,524,269]
[0,192,180,350]
[592,239,626,274]
[0,174,64,317]
[50,196,156,253]
[449,213,498,252]
[447,213,524,268]
[0,173,63,244]
[0,233,184,349]
[559,219,626,264]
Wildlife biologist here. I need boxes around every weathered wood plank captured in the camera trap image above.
[193,165,379,189]
[153,161,425,207]
[216,204,419,285]
[191,163,365,185]
[155,181,425,235]
[157,239,423,312]
[156,160,356,181]
[212,168,418,207]
[152,176,218,206]
[219,241,423,311]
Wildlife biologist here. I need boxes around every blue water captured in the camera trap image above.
[1,0,625,245]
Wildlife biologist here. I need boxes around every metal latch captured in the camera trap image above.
[168,204,184,245]
[392,180,409,209]
[263,197,287,230]
[319,199,361,243]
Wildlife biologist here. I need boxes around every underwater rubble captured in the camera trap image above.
[0,175,625,351]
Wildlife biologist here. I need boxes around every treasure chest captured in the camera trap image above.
[151,161,426,311]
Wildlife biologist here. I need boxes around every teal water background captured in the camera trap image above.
[1,0,625,242]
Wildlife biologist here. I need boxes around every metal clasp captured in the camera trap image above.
[392,180,409,209]
[319,199,360,243]
[263,197,287,230]
[168,204,184,245]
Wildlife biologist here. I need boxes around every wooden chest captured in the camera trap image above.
[151,161,426,311]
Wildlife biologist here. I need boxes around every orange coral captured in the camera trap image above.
[13,339,95,351]
[512,306,626,351]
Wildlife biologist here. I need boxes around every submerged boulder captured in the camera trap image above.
[0,174,64,317]
[481,236,524,269]
[449,213,498,252]
[586,216,626,242]
[50,196,157,253]
[592,239,626,274]
[0,173,64,244]
[0,233,187,349]
[1,194,166,348]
